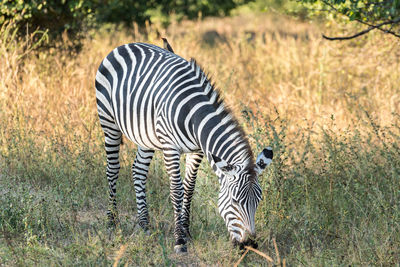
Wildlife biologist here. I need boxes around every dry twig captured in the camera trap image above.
[233,245,275,267]
[233,248,249,267]
[273,238,281,265]
[245,246,274,263]
[113,244,127,267]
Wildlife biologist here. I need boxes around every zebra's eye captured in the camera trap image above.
[221,164,234,173]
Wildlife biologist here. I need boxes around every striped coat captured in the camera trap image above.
[95,42,273,253]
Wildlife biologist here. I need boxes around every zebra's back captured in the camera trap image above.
[95,43,199,151]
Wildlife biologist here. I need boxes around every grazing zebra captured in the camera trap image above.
[95,42,273,253]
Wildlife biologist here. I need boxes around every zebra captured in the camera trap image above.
[95,42,273,253]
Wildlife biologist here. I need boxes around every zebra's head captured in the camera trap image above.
[211,147,273,248]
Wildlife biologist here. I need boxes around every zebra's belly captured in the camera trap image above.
[124,125,163,150]
[111,105,163,150]
[123,118,163,150]
[120,120,199,153]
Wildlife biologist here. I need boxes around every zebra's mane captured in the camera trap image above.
[189,59,256,175]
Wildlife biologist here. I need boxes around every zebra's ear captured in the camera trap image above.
[255,147,273,175]
[211,153,236,176]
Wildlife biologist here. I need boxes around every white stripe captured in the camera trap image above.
[113,49,128,136]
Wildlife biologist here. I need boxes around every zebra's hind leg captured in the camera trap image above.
[181,152,203,238]
[163,149,187,253]
[132,147,154,232]
[104,130,123,227]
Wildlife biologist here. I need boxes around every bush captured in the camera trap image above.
[0,0,93,35]
[0,0,253,43]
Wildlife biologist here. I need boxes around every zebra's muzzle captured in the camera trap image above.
[232,229,258,250]
[232,237,258,250]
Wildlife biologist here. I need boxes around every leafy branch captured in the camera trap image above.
[299,0,400,40]
[322,17,400,40]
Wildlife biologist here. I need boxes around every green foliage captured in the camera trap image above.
[297,0,400,38]
[153,0,251,20]
[0,0,253,39]
[0,0,94,34]
[234,0,308,15]
[300,0,400,22]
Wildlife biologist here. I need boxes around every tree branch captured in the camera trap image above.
[354,17,400,38]
[323,17,400,40]
[322,26,375,40]
[319,0,400,39]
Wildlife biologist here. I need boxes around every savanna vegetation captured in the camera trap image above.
[0,1,399,266]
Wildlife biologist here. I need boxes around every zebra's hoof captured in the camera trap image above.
[174,244,187,254]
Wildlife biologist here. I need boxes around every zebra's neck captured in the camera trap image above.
[187,60,254,167]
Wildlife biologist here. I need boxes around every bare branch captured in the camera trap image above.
[323,17,400,40]
[322,27,374,40]
[354,17,400,38]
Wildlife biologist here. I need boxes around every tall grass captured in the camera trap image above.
[0,14,399,265]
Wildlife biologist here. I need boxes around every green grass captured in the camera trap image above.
[1,109,399,266]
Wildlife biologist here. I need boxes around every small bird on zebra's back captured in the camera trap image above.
[95,39,273,253]
[161,37,174,53]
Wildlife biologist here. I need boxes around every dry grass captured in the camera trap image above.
[2,14,399,144]
[0,13,399,266]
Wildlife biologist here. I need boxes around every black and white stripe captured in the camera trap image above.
[95,42,273,253]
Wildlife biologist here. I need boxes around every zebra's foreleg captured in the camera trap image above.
[132,147,154,231]
[104,131,122,227]
[163,149,187,253]
[181,152,203,238]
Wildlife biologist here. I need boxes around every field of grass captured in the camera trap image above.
[0,12,399,266]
